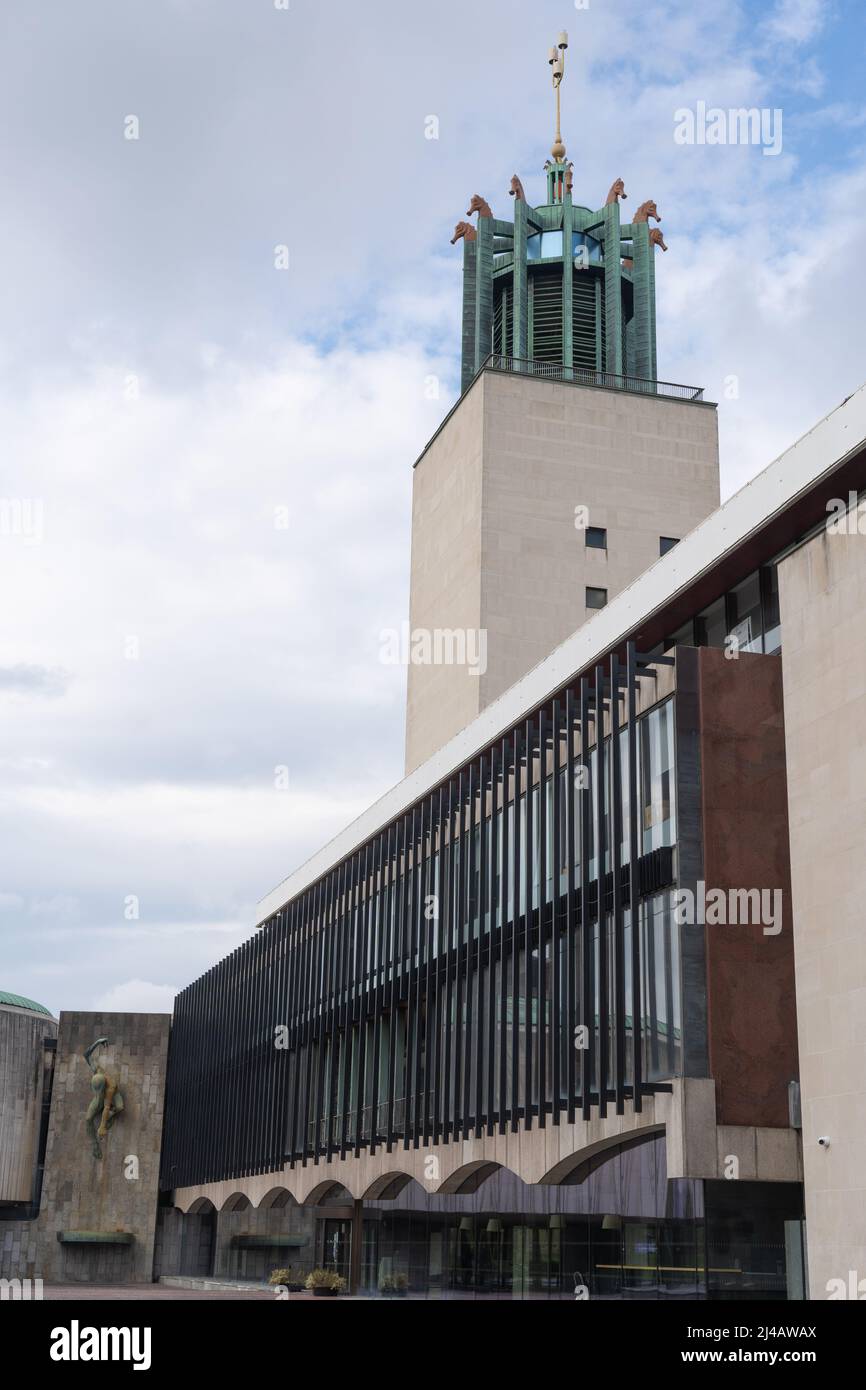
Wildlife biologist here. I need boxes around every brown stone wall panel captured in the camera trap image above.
[697,649,799,1128]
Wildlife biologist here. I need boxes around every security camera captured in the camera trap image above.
[818,1136,830,1148]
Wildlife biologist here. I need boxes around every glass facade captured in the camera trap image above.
[162,668,687,1188]
[664,565,782,656]
[291,698,684,1152]
[156,602,807,1303]
[352,1146,803,1300]
[156,1148,804,1299]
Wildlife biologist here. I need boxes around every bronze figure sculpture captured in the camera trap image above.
[84,1037,124,1160]
[649,227,668,251]
[605,178,627,205]
[509,175,527,202]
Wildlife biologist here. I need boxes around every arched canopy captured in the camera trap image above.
[302,1180,353,1208]
[257,1186,297,1210]
[362,1172,415,1201]
[437,1160,501,1195]
[187,1197,216,1215]
[539,1127,665,1185]
[220,1192,252,1213]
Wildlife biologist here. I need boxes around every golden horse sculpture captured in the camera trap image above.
[605,178,627,205]
[509,175,526,202]
[451,221,477,245]
[649,227,668,252]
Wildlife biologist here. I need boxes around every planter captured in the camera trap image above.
[312,1286,339,1298]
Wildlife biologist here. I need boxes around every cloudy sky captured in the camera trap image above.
[1,0,864,1016]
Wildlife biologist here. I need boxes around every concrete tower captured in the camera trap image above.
[404,33,720,773]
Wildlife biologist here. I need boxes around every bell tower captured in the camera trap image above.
[454,29,663,394]
[405,33,719,775]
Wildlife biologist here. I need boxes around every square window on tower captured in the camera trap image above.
[586,526,607,550]
[586,586,608,610]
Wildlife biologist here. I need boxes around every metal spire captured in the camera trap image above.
[548,30,569,163]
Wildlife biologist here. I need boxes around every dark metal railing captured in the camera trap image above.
[481,354,705,402]
[310,1099,410,1150]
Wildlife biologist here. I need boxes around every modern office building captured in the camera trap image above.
[153,66,866,1297]
[153,376,866,1301]
[2,49,864,1302]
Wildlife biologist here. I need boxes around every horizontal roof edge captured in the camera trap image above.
[413,367,716,472]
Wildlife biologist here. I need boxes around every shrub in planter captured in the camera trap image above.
[379,1275,395,1298]
[268,1266,305,1294]
[394,1273,409,1298]
[305,1268,346,1297]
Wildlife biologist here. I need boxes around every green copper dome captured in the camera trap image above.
[0,990,54,1017]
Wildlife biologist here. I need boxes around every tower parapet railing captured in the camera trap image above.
[481,353,705,402]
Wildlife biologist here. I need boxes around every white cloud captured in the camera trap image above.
[92,980,179,1014]
[0,330,449,1010]
[802,102,866,131]
[764,0,828,45]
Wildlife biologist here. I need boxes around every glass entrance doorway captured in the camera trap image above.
[319,1218,351,1282]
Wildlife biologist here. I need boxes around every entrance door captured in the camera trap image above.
[319,1219,352,1282]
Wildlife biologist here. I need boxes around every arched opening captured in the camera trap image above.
[257,1186,297,1211]
[220,1192,252,1213]
[188,1197,216,1215]
[302,1179,354,1208]
[437,1161,501,1195]
[362,1172,414,1201]
[539,1127,665,1186]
